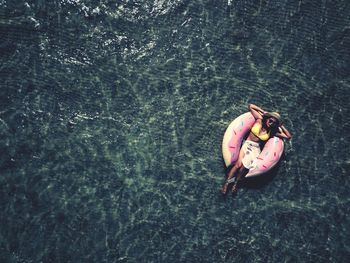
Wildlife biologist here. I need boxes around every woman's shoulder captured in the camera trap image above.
[254,119,263,125]
[251,120,262,133]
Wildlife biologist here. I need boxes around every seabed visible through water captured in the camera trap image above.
[0,1,349,262]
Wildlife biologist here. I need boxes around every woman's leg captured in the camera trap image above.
[232,165,249,193]
[221,148,246,194]
[228,147,246,179]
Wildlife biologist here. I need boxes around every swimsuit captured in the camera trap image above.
[241,123,270,169]
[251,123,270,141]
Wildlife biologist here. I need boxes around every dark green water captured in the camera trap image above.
[1,0,349,262]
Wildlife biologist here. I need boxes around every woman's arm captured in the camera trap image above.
[275,124,292,140]
[249,104,266,120]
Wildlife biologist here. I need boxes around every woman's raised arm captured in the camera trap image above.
[248,104,266,120]
[276,124,292,140]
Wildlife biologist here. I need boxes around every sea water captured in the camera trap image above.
[0,0,349,262]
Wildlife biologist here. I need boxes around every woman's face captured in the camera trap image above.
[266,117,278,128]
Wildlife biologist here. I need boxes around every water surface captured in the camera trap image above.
[0,0,349,262]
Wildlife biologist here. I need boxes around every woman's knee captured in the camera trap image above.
[234,161,242,169]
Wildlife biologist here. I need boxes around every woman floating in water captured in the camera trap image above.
[221,104,292,194]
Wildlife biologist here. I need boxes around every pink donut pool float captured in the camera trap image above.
[222,112,284,177]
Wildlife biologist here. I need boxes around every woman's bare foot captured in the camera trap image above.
[232,183,238,193]
[221,182,229,194]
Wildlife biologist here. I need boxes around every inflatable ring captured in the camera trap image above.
[222,112,284,177]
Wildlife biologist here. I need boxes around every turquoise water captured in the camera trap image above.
[1,0,349,262]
